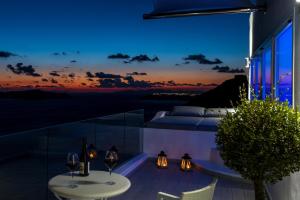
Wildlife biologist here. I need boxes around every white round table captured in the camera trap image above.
[48,171,131,200]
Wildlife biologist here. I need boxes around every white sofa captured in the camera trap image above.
[147,106,235,131]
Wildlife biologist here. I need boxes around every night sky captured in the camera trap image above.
[0,0,249,92]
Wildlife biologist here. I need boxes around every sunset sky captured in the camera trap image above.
[0,0,249,92]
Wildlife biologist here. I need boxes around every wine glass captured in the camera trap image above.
[66,153,79,188]
[104,147,119,176]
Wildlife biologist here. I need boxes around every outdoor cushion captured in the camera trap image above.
[205,108,235,117]
[148,116,202,130]
[170,106,205,117]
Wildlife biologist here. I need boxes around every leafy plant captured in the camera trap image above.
[216,92,300,200]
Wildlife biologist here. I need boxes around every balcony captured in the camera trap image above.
[0,109,254,200]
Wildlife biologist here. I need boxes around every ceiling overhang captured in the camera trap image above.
[144,0,266,19]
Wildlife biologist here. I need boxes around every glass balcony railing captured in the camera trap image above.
[0,109,144,200]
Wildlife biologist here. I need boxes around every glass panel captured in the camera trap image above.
[251,57,262,99]
[262,46,272,99]
[0,110,144,200]
[251,58,257,99]
[0,130,48,200]
[257,58,262,99]
[275,22,293,105]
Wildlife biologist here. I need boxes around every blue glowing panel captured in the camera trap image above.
[275,22,293,105]
[251,59,255,95]
[256,58,262,99]
[250,58,257,99]
[262,46,272,99]
[251,57,261,99]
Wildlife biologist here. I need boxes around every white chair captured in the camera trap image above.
[157,178,218,200]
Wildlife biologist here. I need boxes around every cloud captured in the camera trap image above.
[86,72,95,78]
[184,54,222,65]
[86,71,123,79]
[175,61,190,66]
[130,80,152,88]
[98,78,128,88]
[87,78,94,82]
[0,51,17,58]
[86,71,216,89]
[6,63,41,77]
[68,73,75,78]
[41,78,48,82]
[49,71,60,77]
[126,72,147,76]
[212,65,245,73]
[127,55,159,63]
[108,53,130,59]
[70,60,77,63]
[95,72,122,79]
[97,75,152,88]
[62,74,70,79]
[52,52,68,56]
[51,78,58,84]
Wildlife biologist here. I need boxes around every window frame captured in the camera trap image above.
[250,19,293,106]
[274,22,293,105]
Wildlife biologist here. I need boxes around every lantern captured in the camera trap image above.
[156,151,168,168]
[87,144,97,160]
[180,153,192,171]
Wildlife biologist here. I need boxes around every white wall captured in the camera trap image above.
[143,128,216,160]
[267,172,300,200]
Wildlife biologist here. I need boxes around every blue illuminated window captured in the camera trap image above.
[250,58,257,99]
[251,57,262,99]
[275,22,293,105]
[262,46,272,99]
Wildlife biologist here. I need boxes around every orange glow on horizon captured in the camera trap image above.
[0,68,239,92]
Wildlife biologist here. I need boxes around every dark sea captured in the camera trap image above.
[0,91,190,135]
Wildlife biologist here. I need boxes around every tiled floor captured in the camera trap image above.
[0,157,254,200]
[0,153,133,200]
[112,160,254,200]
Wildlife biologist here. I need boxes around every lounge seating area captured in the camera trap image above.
[147,106,235,131]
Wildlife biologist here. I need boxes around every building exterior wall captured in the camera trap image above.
[143,128,216,160]
[251,0,294,56]
[251,0,300,199]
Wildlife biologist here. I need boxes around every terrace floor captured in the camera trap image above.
[0,153,134,200]
[0,156,254,200]
[112,159,254,200]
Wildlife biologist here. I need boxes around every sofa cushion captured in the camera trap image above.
[170,106,205,117]
[205,108,235,117]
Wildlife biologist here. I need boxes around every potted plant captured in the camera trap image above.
[216,94,300,200]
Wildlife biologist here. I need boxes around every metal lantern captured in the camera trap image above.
[87,144,97,160]
[156,151,168,169]
[180,153,192,171]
